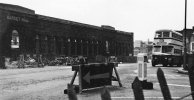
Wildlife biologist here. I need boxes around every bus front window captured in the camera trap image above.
[162,46,173,54]
[155,32,162,38]
[153,46,161,52]
[163,32,170,37]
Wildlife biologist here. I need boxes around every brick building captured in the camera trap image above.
[0,3,134,68]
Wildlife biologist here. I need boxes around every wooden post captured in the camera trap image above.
[188,70,194,100]
[157,68,172,100]
[132,77,145,100]
[101,86,111,100]
[67,84,77,100]
[188,54,194,100]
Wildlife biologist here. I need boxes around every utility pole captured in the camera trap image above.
[183,0,187,69]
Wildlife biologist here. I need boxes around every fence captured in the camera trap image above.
[66,67,194,100]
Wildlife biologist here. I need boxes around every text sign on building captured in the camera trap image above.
[7,15,29,23]
[79,63,114,90]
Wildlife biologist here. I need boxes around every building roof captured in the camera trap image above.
[0,3,133,36]
[0,3,35,14]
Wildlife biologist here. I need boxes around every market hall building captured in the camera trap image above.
[0,3,134,68]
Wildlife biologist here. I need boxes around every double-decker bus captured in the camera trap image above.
[152,29,183,67]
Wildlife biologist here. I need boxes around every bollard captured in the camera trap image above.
[134,53,153,89]
[137,53,147,81]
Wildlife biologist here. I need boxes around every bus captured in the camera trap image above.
[152,29,183,67]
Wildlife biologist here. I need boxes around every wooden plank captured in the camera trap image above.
[157,68,172,100]
[67,84,78,100]
[188,70,194,100]
[101,86,111,100]
[132,77,145,100]
[188,54,194,100]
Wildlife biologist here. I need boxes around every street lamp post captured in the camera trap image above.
[183,1,194,100]
[183,0,187,69]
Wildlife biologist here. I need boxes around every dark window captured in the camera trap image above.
[174,49,182,54]
[153,46,161,52]
[163,32,169,37]
[172,33,183,40]
[155,32,162,38]
[162,46,173,54]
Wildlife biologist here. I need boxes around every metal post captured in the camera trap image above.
[183,0,187,69]
[70,71,78,85]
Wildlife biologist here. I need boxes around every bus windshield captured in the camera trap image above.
[162,46,173,54]
[153,46,161,52]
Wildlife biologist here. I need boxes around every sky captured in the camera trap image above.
[1,0,194,41]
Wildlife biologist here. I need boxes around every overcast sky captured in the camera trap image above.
[1,0,194,41]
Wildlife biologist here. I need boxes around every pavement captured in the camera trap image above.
[1,62,193,100]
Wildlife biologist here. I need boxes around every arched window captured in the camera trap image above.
[11,30,19,49]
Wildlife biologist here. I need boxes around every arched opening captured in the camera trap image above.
[11,30,19,61]
[11,30,19,49]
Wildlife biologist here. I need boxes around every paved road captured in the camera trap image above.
[0,63,192,100]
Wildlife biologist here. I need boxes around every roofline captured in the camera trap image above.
[0,3,133,36]
[37,14,133,36]
[0,3,35,14]
[155,29,182,36]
